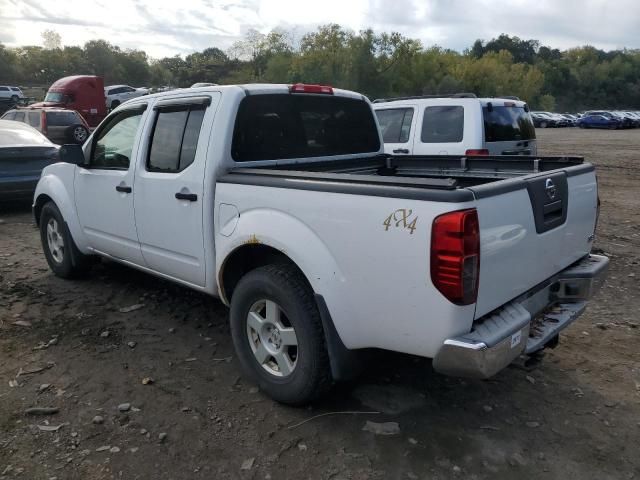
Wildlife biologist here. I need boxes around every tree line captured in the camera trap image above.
[1,26,639,111]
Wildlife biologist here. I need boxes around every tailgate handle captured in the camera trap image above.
[543,200,563,224]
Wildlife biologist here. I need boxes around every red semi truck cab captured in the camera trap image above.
[32,76,107,128]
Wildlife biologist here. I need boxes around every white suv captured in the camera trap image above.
[373,94,537,156]
[0,86,25,102]
[104,85,149,109]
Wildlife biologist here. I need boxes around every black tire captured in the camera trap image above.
[10,95,18,102]
[229,264,332,405]
[110,100,120,110]
[39,202,92,278]
[66,124,89,144]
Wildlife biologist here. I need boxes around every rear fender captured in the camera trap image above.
[216,208,356,346]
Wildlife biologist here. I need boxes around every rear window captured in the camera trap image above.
[47,111,80,126]
[421,106,464,143]
[232,94,380,162]
[375,108,414,143]
[483,106,536,142]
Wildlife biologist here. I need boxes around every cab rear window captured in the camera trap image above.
[232,94,380,162]
[483,106,536,142]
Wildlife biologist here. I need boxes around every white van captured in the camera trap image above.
[373,94,537,156]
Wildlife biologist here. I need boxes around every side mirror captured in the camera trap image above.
[59,144,87,166]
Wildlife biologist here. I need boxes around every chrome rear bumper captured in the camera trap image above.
[432,254,609,378]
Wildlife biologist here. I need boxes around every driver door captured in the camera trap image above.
[75,104,148,264]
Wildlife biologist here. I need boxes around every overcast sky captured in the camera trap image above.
[1,0,638,58]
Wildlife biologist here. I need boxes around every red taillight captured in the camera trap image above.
[465,149,489,156]
[431,209,480,305]
[41,111,47,135]
[289,83,333,95]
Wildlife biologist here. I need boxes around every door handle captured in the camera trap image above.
[392,148,410,154]
[115,185,132,193]
[175,192,198,202]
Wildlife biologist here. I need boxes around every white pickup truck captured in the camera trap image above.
[33,83,608,405]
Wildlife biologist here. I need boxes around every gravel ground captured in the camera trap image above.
[0,127,639,480]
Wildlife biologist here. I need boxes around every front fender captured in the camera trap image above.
[34,165,89,253]
[216,207,359,348]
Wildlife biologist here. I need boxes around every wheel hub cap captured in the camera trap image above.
[46,218,65,264]
[246,299,298,377]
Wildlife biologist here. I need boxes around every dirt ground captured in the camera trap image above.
[1,128,639,480]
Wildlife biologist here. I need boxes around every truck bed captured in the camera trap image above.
[221,154,591,200]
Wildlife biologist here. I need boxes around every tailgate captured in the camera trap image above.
[469,165,598,318]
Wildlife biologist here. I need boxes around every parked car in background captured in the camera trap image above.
[0,86,24,102]
[0,119,59,202]
[560,114,578,126]
[191,82,218,88]
[531,112,558,128]
[104,85,149,109]
[373,94,536,156]
[1,107,90,144]
[577,114,622,129]
[31,76,107,128]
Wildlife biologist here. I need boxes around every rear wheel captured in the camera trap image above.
[10,94,18,102]
[39,202,92,278]
[229,264,332,405]
[66,124,89,144]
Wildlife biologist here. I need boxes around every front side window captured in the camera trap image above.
[90,109,144,169]
[421,106,464,143]
[13,112,26,122]
[375,108,414,143]
[46,111,79,126]
[232,94,380,162]
[147,106,206,172]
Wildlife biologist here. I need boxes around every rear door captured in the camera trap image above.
[414,103,469,155]
[133,94,219,287]
[374,105,416,155]
[482,103,537,155]
[470,167,598,318]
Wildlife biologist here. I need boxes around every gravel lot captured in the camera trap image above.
[1,128,639,480]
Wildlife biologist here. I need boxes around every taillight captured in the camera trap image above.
[465,149,489,156]
[431,209,480,305]
[41,111,47,135]
[289,83,333,95]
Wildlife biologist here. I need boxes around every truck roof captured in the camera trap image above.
[135,84,366,102]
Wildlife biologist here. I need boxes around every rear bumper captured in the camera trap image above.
[432,254,609,378]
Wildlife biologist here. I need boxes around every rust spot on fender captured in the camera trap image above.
[245,234,261,245]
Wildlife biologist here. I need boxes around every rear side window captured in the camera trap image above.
[421,106,464,143]
[47,111,79,126]
[375,108,414,143]
[27,111,40,128]
[147,106,206,172]
[232,94,380,162]
[0,87,8,91]
[483,106,536,142]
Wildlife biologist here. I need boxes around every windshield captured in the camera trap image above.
[232,94,380,161]
[483,106,536,142]
[44,92,73,103]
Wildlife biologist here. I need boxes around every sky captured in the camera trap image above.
[1,0,638,58]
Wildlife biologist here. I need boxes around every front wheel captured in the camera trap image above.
[10,95,18,102]
[39,202,92,278]
[229,264,332,405]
